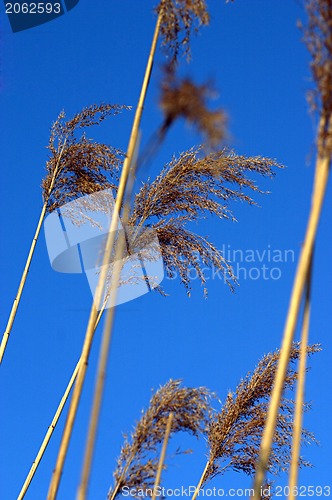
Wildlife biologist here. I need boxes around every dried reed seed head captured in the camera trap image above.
[49,103,130,147]
[156,0,209,62]
[130,147,281,294]
[160,67,227,146]
[203,342,320,485]
[110,380,212,497]
[303,0,332,152]
[43,104,130,213]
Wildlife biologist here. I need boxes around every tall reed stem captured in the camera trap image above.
[151,412,174,500]
[17,360,80,500]
[288,259,312,500]
[0,141,67,365]
[47,12,162,499]
[17,306,104,499]
[252,118,330,499]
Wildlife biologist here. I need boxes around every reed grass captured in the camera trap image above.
[47,10,164,499]
[252,1,331,496]
[130,147,281,295]
[160,65,227,147]
[156,0,209,63]
[108,380,212,499]
[191,343,319,500]
[288,259,313,500]
[76,2,226,496]
[16,304,107,499]
[151,413,174,500]
[0,104,125,365]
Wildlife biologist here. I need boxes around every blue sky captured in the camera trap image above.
[0,1,331,499]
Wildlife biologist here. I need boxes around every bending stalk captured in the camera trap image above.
[252,118,330,499]
[0,141,67,365]
[47,11,162,500]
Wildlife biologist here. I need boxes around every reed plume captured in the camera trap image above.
[160,66,227,147]
[192,343,319,500]
[42,104,129,213]
[130,147,281,295]
[108,380,212,499]
[156,0,209,62]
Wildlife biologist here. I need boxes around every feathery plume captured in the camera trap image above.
[108,380,212,499]
[156,0,209,62]
[130,147,281,294]
[160,66,227,146]
[42,104,130,213]
[200,343,319,488]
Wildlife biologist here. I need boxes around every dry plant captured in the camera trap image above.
[50,8,164,498]
[0,103,127,365]
[16,304,107,500]
[303,0,332,153]
[151,412,174,500]
[130,147,281,295]
[45,3,280,498]
[108,380,212,499]
[192,343,319,500]
[288,261,313,500]
[156,0,209,63]
[160,66,227,147]
[42,104,128,214]
[252,2,331,497]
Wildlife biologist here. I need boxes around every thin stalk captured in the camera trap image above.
[288,259,313,500]
[77,233,126,500]
[252,119,330,499]
[78,136,140,500]
[47,11,162,499]
[151,412,174,500]
[191,460,210,500]
[17,306,105,500]
[17,360,80,500]
[108,448,138,500]
[0,141,67,365]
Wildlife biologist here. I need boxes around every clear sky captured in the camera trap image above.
[0,1,331,499]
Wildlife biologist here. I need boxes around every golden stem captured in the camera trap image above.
[151,413,174,500]
[252,118,330,499]
[0,140,67,365]
[16,306,104,499]
[191,460,210,500]
[47,11,162,500]
[288,260,313,500]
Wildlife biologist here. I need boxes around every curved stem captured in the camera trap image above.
[288,257,313,500]
[191,460,210,500]
[48,11,162,500]
[0,140,67,365]
[152,413,174,500]
[252,117,330,499]
[16,306,104,499]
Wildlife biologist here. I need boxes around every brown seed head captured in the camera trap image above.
[156,0,209,62]
[202,343,320,485]
[109,380,212,497]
